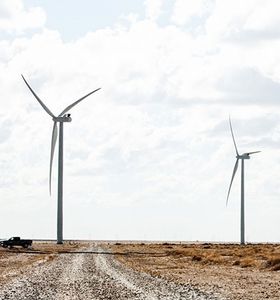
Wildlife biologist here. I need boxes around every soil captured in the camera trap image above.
[0,242,279,299]
[0,242,222,299]
[108,243,280,300]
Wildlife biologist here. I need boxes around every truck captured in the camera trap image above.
[0,237,33,248]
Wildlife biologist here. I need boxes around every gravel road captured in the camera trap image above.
[0,244,223,300]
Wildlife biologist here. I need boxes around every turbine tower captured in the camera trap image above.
[226,117,260,245]
[22,75,100,244]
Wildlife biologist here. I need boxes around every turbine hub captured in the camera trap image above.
[53,114,72,122]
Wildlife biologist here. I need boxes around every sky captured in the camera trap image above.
[0,0,280,242]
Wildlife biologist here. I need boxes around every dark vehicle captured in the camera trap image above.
[0,237,32,248]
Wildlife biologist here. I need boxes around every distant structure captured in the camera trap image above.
[226,117,260,245]
[22,75,100,244]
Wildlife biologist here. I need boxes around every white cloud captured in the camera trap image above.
[244,0,280,33]
[171,0,214,26]
[0,0,46,34]
[144,0,163,21]
[204,0,280,43]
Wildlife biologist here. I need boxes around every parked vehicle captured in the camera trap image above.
[0,237,32,248]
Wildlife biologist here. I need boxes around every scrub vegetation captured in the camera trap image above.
[109,242,280,300]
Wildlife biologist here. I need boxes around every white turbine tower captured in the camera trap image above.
[226,117,260,245]
[22,75,101,244]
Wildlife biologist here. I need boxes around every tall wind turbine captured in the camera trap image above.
[226,117,260,245]
[22,75,100,244]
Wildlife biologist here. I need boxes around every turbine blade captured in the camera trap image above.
[246,151,261,155]
[58,87,101,117]
[229,117,239,156]
[21,75,55,118]
[226,158,239,206]
[49,121,58,195]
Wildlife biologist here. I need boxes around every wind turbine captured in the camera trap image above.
[22,75,101,244]
[226,117,260,245]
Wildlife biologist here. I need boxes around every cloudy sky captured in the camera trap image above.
[0,0,279,242]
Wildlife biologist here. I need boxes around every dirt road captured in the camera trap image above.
[0,244,222,300]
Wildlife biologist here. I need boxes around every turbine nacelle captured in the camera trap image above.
[237,154,250,160]
[53,114,72,123]
[237,151,261,160]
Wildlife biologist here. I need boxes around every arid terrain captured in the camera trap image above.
[0,242,279,299]
[109,242,280,300]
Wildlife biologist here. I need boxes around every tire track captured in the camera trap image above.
[0,244,224,300]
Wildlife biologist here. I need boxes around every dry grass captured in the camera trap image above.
[107,243,280,300]
[109,243,280,271]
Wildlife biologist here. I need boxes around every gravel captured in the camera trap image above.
[0,244,225,300]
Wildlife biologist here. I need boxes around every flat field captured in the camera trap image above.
[109,243,280,300]
[0,241,217,299]
[0,242,279,299]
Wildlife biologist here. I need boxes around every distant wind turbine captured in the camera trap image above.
[226,117,260,245]
[22,75,101,244]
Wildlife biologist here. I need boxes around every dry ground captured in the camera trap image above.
[0,241,87,285]
[0,242,279,299]
[0,242,219,299]
[108,243,280,300]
